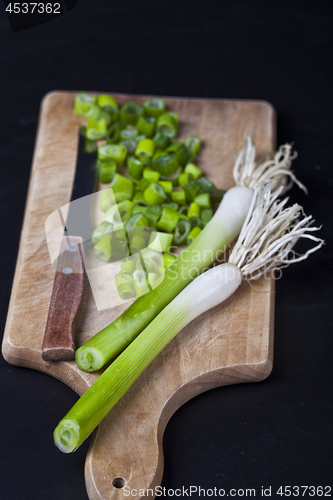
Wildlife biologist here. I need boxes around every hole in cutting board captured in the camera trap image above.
[112,477,125,489]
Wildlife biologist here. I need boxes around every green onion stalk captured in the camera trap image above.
[75,132,306,373]
[55,183,323,453]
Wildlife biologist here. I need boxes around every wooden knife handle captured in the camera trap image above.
[41,236,85,361]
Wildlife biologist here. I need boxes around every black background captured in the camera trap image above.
[0,1,332,499]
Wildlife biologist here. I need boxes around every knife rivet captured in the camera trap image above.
[62,267,73,275]
[67,244,77,252]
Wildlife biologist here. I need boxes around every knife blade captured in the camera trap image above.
[41,131,98,361]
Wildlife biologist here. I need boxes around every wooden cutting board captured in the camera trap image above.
[2,92,276,500]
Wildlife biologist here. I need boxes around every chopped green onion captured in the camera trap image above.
[140,248,163,273]
[106,108,119,125]
[92,221,113,245]
[111,230,129,260]
[125,213,149,232]
[136,177,150,191]
[132,207,149,218]
[148,205,163,215]
[110,174,134,202]
[195,176,214,191]
[132,269,149,297]
[94,234,111,262]
[178,172,189,188]
[166,141,193,166]
[120,259,136,274]
[184,175,200,202]
[149,232,173,253]
[127,225,151,254]
[143,183,166,206]
[189,216,202,228]
[168,112,179,124]
[117,280,136,300]
[97,159,117,184]
[156,113,178,138]
[153,150,167,163]
[186,227,202,245]
[74,93,97,116]
[185,163,203,180]
[158,181,173,194]
[102,205,120,225]
[127,156,144,180]
[143,168,160,183]
[136,116,156,137]
[188,202,201,219]
[100,188,116,213]
[119,140,137,154]
[185,135,201,155]
[160,166,183,186]
[152,148,165,160]
[98,144,127,168]
[195,177,226,203]
[116,200,133,224]
[132,191,150,206]
[120,128,138,140]
[130,235,147,253]
[194,192,211,208]
[162,203,178,211]
[135,139,155,159]
[120,101,143,125]
[173,219,191,245]
[76,102,100,120]
[153,132,171,151]
[75,92,97,104]
[157,207,179,232]
[99,110,113,126]
[162,252,177,269]
[152,155,179,176]
[83,136,97,154]
[143,98,165,118]
[115,272,133,288]
[171,189,186,205]
[86,117,107,140]
[107,121,127,143]
[97,95,118,110]
[178,205,189,215]
[100,201,132,233]
[135,134,146,142]
[145,205,163,229]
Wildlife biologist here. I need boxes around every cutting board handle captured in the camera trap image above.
[41,236,85,361]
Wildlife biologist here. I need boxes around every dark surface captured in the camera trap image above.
[0,1,332,499]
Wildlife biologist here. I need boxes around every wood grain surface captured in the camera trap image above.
[2,92,276,500]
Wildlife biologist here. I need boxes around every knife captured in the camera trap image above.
[41,131,98,362]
